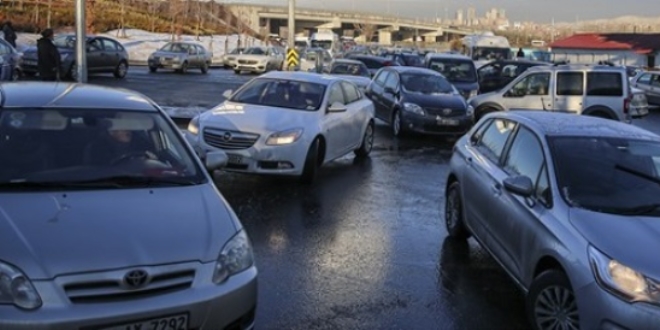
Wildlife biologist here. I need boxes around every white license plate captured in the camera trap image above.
[227,154,243,164]
[23,60,37,66]
[100,314,188,330]
[238,66,252,70]
[437,118,459,126]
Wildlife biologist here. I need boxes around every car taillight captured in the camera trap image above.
[384,61,393,66]
[624,96,631,114]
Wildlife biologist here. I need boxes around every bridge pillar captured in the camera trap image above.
[378,30,392,45]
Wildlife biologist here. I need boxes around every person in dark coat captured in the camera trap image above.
[37,29,61,81]
[2,21,17,48]
[516,48,525,58]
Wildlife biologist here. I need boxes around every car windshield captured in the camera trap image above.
[53,36,81,48]
[230,78,326,111]
[428,59,477,83]
[0,109,205,190]
[472,47,511,61]
[330,63,370,77]
[550,136,660,216]
[229,48,243,55]
[244,47,266,55]
[159,43,190,53]
[401,73,456,95]
[311,40,332,50]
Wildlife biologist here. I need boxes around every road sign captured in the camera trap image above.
[286,48,299,68]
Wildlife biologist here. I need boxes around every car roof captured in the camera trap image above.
[333,59,366,65]
[384,66,441,75]
[491,111,660,141]
[483,59,550,66]
[0,82,159,111]
[525,64,627,73]
[259,71,342,85]
[426,53,472,60]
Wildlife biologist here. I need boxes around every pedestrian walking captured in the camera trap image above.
[2,21,17,48]
[37,29,61,81]
[516,47,525,58]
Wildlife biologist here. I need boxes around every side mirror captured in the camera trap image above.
[328,102,347,112]
[205,150,228,171]
[503,175,534,197]
[222,89,233,99]
[504,89,522,98]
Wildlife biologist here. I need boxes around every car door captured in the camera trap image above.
[322,82,351,160]
[461,117,518,273]
[501,72,552,111]
[477,62,503,93]
[367,69,390,119]
[86,38,105,72]
[381,71,401,123]
[633,73,654,103]
[341,81,366,149]
[100,38,121,70]
[649,74,660,105]
[553,71,585,114]
[493,124,549,278]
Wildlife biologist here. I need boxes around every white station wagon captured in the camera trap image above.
[186,71,376,183]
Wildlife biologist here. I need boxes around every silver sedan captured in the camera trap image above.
[445,111,660,329]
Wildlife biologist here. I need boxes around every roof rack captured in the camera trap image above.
[553,61,618,67]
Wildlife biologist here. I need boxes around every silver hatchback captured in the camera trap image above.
[445,111,660,329]
[0,82,256,330]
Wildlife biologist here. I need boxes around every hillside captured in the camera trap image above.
[0,0,260,38]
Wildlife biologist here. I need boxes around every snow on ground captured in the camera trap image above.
[15,28,264,64]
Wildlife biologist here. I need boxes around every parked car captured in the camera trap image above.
[232,46,284,74]
[365,66,474,137]
[299,47,333,72]
[468,64,649,122]
[631,71,660,105]
[383,52,424,67]
[0,82,257,329]
[222,47,244,69]
[477,59,549,94]
[0,38,21,81]
[445,111,660,330]
[326,59,371,91]
[148,42,212,74]
[185,71,375,183]
[20,34,129,80]
[345,54,400,77]
[424,53,479,99]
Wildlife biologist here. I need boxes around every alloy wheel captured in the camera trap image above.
[534,286,580,330]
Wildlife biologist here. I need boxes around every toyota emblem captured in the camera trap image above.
[222,132,232,141]
[124,270,149,289]
[442,108,453,115]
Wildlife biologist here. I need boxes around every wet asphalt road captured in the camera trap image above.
[84,69,660,329]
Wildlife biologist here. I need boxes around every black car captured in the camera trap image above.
[382,52,424,67]
[424,53,479,99]
[345,54,400,77]
[477,59,549,94]
[365,66,474,137]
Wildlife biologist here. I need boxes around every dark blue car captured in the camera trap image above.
[0,38,21,81]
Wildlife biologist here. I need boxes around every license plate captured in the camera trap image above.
[437,118,459,126]
[23,60,36,66]
[99,314,188,330]
[227,154,243,164]
[238,66,252,70]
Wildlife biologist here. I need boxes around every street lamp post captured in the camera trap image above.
[75,0,87,83]
[288,0,295,49]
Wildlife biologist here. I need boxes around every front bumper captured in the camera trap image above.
[0,263,257,330]
[401,112,473,136]
[148,59,186,70]
[186,131,309,176]
[233,63,268,73]
[576,281,660,330]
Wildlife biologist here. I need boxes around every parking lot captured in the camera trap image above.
[73,67,659,329]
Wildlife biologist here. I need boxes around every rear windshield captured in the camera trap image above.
[427,58,477,83]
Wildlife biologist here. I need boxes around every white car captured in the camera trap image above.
[186,71,376,183]
[232,46,284,74]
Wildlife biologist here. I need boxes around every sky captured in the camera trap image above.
[231,0,659,23]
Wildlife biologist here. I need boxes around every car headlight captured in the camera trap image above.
[212,230,254,284]
[187,116,200,135]
[266,128,304,145]
[467,105,475,118]
[589,246,660,303]
[403,102,425,116]
[0,262,42,310]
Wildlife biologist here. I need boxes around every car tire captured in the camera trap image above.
[392,109,405,137]
[526,270,580,330]
[11,68,20,81]
[149,65,157,73]
[475,106,499,122]
[113,61,128,79]
[180,61,188,74]
[201,62,209,74]
[234,69,241,75]
[445,181,471,239]
[354,121,374,158]
[300,138,321,184]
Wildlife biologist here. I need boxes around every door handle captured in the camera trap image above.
[466,156,473,163]
[491,183,502,195]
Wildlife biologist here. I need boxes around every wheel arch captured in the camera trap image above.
[582,106,618,120]
[315,134,326,166]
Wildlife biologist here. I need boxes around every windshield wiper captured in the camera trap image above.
[73,175,199,187]
[614,164,660,185]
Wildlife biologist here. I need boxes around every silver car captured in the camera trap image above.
[445,110,660,329]
[631,71,660,106]
[0,82,257,329]
[0,38,21,81]
[148,42,212,74]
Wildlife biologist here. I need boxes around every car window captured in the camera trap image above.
[587,72,623,96]
[556,72,584,96]
[636,73,652,85]
[477,119,516,162]
[101,39,118,51]
[508,73,551,96]
[536,164,551,206]
[327,83,346,105]
[652,75,660,87]
[0,42,9,55]
[374,70,390,86]
[384,72,399,90]
[363,58,383,69]
[230,78,326,111]
[88,39,103,51]
[428,58,477,83]
[504,126,545,188]
[341,82,361,104]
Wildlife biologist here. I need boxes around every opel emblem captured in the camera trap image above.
[442,108,452,115]
[222,132,232,141]
[124,270,149,289]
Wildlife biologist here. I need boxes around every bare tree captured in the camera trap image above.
[195,0,203,40]
[169,0,184,41]
[86,0,96,34]
[117,0,128,38]
[148,0,159,32]
[47,0,53,28]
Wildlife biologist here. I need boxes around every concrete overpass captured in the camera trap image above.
[225,3,476,44]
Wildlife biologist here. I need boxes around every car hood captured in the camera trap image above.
[403,91,467,109]
[570,208,660,279]
[200,102,317,135]
[0,185,236,279]
[331,75,371,87]
[152,51,186,57]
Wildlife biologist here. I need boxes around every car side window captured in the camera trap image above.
[327,83,346,106]
[374,70,390,86]
[341,82,361,104]
[88,39,103,51]
[652,75,660,87]
[470,118,493,144]
[557,72,584,96]
[503,126,545,189]
[508,73,550,96]
[476,119,516,162]
[384,72,399,90]
[0,42,9,55]
[101,39,117,51]
[637,73,652,85]
[535,164,552,206]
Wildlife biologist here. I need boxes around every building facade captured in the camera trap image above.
[550,33,660,68]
